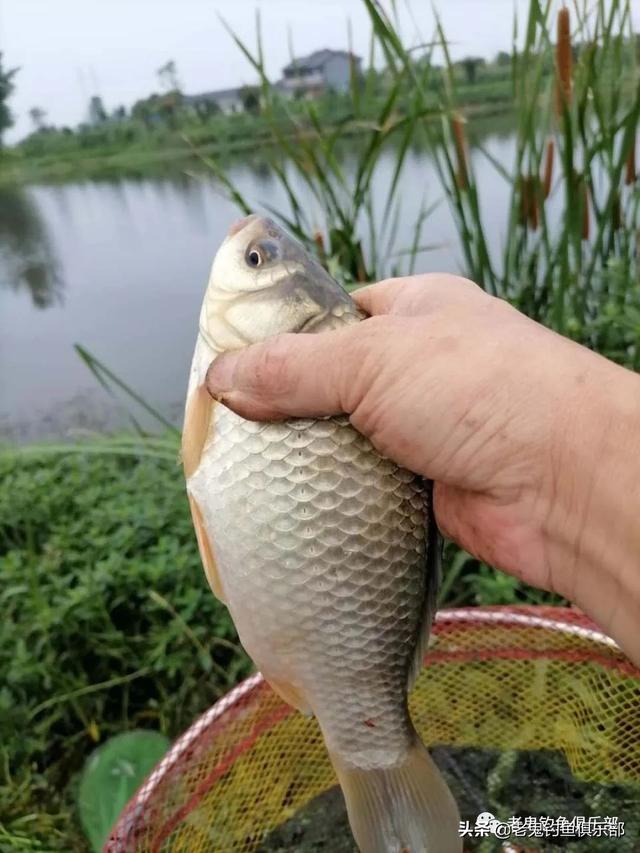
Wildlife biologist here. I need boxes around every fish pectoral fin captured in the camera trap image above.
[188,493,227,604]
[182,383,214,478]
[263,675,312,716]
[183,382,226,603]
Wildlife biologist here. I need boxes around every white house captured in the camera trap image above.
[278,49,362,97]
[182,88,245,115]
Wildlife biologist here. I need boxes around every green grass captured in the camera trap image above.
[0,447,251,849]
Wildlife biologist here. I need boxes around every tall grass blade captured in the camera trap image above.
[74,345,179,436]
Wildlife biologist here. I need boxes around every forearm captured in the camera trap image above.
[546,353,640,664]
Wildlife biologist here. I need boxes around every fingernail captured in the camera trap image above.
[206,353,238,398]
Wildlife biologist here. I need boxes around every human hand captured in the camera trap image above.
[206,274,640,664]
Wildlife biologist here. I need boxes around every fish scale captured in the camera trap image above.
[188,394,427,762]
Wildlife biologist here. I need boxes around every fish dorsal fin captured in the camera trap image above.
[182,383,213,478]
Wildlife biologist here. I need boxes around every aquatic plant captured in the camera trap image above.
[367,0,640,366]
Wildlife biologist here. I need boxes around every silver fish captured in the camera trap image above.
[182,215,461,853]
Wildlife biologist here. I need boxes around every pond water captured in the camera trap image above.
[0,119,516,440]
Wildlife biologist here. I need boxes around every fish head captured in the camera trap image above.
[200,214,360,352]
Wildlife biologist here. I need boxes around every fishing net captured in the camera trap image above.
[106,606,640,852]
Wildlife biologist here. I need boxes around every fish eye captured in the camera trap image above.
[245,240,279,268]
[247,249,262,268]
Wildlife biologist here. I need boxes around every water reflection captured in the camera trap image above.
[0,185,63,308]
[1,119,518,439]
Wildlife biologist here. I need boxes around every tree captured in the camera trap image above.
[459,56,485,85]
[157,60,180,93]
[159,91,182,129]
[28,106,47,131]
[241,86,261,115]
[0,52,19,147]
[132,94,158,129]
[193,99,220,123]
[88,95,107,124]
[495,51,511,67]
[132,91,181,130]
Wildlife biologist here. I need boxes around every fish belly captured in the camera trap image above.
[188,402,430,766]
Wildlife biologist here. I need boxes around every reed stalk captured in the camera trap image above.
[625,134,637,184]
[542,137,555,198]
[581,179,590,242]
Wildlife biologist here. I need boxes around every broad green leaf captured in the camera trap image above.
[77,730,170,852]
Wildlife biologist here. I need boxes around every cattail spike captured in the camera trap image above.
[542,137,555,199]
[555,7,572,117]
[625,135,637,185]
[519,176,539,230]
[451,114,469,191]
[313,230,325,258]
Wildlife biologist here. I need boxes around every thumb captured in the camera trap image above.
[205,323,377,421]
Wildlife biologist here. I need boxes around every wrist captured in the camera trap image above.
[545,349,640,664]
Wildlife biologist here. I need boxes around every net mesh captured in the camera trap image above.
[106,606,640,852]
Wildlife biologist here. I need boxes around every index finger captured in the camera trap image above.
[351,279,407,315]
[353,273,483,317]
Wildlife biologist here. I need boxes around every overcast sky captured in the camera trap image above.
[1,0,637,143]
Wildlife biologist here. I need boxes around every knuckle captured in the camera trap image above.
[246,336,295,398]
[337,316,397,411]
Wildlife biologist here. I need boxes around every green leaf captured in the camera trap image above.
[77,730,170,851]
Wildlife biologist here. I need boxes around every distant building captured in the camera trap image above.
[183,88,245,115]
[88,95,107,124]
[278,49,362,97]
[183,49,362,115]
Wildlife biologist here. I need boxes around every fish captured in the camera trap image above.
[182,214,461,853]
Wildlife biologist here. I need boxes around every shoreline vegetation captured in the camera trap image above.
[0,74,516,186]
[0,100,513,187]
[2,1,640,849]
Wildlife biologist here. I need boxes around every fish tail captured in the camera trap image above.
[331,733,461,853]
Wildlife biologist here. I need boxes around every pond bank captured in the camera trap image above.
[0,100,513,187]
